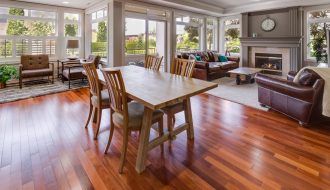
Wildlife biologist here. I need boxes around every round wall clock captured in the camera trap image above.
[261,18,276,32]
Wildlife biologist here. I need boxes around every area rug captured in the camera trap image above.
[0,80,88,104]
[205,77,269,111]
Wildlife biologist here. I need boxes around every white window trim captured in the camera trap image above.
[219,15,241,55]
[175,15,204,52]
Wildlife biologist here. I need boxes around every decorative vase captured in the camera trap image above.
[0,82,6,89]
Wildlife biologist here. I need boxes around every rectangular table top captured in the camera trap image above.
[228,67,262,75]
[97,66,218,110]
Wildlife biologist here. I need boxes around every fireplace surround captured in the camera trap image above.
[255,53,282,71]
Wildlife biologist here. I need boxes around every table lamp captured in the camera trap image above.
[67,40,79,60]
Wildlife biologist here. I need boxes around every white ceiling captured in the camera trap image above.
[13,0,330,15]
[16,0,104,9]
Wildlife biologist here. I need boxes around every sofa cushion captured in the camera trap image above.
[298,69,320,87]
[62,67,85,79]
[21,54,49,70]
[21,68,53,78]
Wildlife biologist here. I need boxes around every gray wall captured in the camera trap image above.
[248,10,290,37]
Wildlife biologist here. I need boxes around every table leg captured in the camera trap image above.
[183,97,194,139]
[136,107,153,173]
[236,74,241,85]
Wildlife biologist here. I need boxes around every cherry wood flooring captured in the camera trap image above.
[0,88,330,190]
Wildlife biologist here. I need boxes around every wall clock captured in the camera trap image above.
[261,18,276,32]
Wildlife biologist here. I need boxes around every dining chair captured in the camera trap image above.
[101,68,164,173]
[144,55,163,71]
[83,62,110,139]
[163,58,196,140]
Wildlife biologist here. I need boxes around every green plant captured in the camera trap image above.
[0,65,18,83]
[309,36,328,63]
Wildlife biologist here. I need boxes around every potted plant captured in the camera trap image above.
[0,65,18,89]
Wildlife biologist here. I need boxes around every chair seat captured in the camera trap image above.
[91,89,110,107]
[21,68,53,78]
[113,102,164,130]
[62,67,85,79]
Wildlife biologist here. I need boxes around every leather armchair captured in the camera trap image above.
[19,54,54,88]
[255,70,324,125]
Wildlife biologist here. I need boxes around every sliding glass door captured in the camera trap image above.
[148,20,166,71]
[125,18,166,71]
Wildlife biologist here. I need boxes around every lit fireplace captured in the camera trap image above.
[255,53,282,71]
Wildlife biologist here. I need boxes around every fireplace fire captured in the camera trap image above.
[255,53,282,71]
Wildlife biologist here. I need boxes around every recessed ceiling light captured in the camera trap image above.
[62,1,69,4]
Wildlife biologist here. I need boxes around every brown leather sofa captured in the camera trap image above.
[255,69,325,125]
[19,54,54,88]
[178,51,240,81]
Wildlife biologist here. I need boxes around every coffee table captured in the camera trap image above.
[227,67,262,85]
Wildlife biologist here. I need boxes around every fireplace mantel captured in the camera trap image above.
[240,37,303,72]
[240,37,303,48]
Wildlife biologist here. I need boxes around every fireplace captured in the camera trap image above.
[255,53,282,71]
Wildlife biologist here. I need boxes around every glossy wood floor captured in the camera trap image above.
[1,88,330,190]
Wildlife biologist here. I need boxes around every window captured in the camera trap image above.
[64,12,81,56]
[16,39,28,56]
[307,10,330,60]
[223,18,240,55]
[90,8,108,60]
[207,18,217,51]
[176,15,202,53]
[0,7,57,59]
[0,39,12,58]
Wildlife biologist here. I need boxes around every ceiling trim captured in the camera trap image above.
[135,0,224,16]
[224,0,330,15]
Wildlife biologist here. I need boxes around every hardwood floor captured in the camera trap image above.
[0,88,330,190]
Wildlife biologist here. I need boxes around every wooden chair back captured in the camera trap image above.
[101,69,128,119]
[171,58,196,77]
[82,62,101,97]
[145,55,163,71]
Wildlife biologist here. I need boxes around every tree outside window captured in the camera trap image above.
[176,17,201,52]
[308,10,330,62]
[224,18,240,54]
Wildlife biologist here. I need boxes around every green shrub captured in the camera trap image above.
[0,65,18,83]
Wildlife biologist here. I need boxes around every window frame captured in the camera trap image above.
[220,15,241,56]
[306,9,330,60]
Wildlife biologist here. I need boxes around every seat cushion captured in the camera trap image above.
[62,67,85,79]
[21,68,53,78]
[91,89,110,107]
[113,102,164,130]
[219,61,238,69]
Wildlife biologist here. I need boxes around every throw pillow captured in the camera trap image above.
[188,54,196,60]
[213,53,220,62]
[298,69,319,86]
[207,51,215,62]
[195,55,202,61]
[219,55,228,62]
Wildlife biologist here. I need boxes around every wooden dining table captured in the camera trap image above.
[95,65,218,173]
